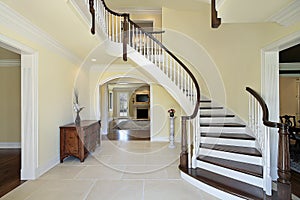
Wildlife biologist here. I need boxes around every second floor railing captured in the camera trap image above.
[88,0,201,169]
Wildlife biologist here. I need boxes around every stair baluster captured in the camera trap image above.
[246,87,291,198]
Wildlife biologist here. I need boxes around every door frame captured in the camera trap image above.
[262,30,300,180]
[0,34,38,180]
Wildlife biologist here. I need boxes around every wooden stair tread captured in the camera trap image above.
[180,167,264,199]
[200,143,262,157]
[197,156,263,178]
[200,100,212,103]
[200,123,246,127]
[200,114,235,118]
[200,106,223,109]
[201,132,255,140]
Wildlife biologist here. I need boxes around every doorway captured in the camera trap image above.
[262,31,300,197]
[0,35,38,181]
[102,78,151,141]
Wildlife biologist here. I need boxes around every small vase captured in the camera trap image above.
[170,112,174,117]
[75,112,81,125]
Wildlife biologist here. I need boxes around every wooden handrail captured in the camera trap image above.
[246,87,286,129]
[246,87,291,199]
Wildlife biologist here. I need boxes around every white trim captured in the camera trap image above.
[0,34,39,180]
[21,52,39,180]
[0,142,21,148]
[0,59,20,67]
[36,156,60,178]
[115,8,162,15]
[261,30,300,180]
[267,0,300,26]
[199,148,262,165]
[0,2,81,64]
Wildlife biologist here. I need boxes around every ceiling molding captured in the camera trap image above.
[267,0,300,26]
[115,8,162,15]
[0,2,81,64]
[0,59,20,67]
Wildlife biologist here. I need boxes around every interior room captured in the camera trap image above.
[1,0,300,199]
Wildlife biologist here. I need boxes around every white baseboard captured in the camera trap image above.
[0,142,21,148]
[36,156,60,178]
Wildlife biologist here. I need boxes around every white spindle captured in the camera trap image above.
[119,16,122,42]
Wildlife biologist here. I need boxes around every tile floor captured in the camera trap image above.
[1,141,219,200]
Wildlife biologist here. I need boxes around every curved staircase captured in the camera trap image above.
[182,100,266,199]
[71,1,292,199]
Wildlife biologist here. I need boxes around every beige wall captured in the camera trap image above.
[0,25,79,170]
[279,77,299,119]
[162,5,300,121]
[151,84,183,140]
[0,66,21,143]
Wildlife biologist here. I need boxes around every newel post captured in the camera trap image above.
[122,14,129,61]
[180,117,188,169]
[277,125,291,199]
[89,0,95,35]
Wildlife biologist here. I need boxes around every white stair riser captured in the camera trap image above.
[201,137,256,148]
[198,148,262,166]
[199,102,221,107]
[200,127,246,133]
[196,160,263,188]
[200,117,237,123]
[200,109,229,115]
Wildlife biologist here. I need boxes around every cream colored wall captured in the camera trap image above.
[162,5,300,121]
[0,25,79,170]
[0,67,21,143]
[279,77,299,118]
[151,84,183,140]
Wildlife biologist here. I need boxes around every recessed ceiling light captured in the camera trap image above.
[91,58,97,62]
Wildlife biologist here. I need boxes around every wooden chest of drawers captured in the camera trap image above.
[59,120,100,162]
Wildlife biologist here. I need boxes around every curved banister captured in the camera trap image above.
[246,87,286,129]
[246,86,291,199]
[128,18,201,119]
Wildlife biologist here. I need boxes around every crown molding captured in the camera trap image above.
[0,2,81,64]
[267,0,300,26]
[0,59,21,67]
[115,8,162,15]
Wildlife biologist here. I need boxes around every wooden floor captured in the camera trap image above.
[0,148,25,197]
[106,119,150,141]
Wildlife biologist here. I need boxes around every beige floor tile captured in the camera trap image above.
[86,180,143,200]
[25,180,94,200]
[122,166,168,180]
[75,165,124,180]
[40,165,86,180]
[144,180,220,200]
[108,154,146,165]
